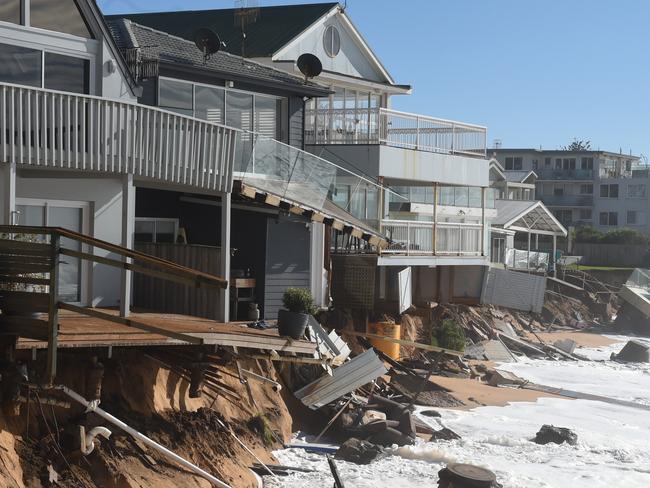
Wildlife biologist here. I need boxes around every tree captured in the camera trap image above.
[562,139,591,151]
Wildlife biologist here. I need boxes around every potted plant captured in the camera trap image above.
[277,288,315,339]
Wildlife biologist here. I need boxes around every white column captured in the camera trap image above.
[219,192,231,323]
[527,232,531,270]
[310,222,326,308]
[1,162,17,225]
[552,235,558,277]
[481,187,486,256]
[535,234,539,249]
[120,174,135,317]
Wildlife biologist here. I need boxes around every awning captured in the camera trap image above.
[233,180,388,248]
[493,199,567,237]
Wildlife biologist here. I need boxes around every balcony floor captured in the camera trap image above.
[16,309,315,355]
[378,255,489,267]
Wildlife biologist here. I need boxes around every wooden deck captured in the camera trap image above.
[16,309,316,355]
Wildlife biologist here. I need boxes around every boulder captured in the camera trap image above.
[367,427,414,447]
[612,340,650,363]
[534,425,577,446]
[429,427,461,441]
[419,409,441,418]
[437,463,500,488]
[335,438,383,465]
[397,410,417,439]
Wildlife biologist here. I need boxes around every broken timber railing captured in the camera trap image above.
[0,225,227,384]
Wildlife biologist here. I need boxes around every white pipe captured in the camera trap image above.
[56,386,231,488]
[81,426,112,455]
[240,369,282,391]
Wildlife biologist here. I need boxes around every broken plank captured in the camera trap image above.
[344,330,463,357]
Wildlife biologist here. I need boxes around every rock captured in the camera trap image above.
[368,427,414,447]
[429,427,461,441]
[335,438,383,465]
[553,339,577,355]
[361,409,387,425]
[612,340,650,363]
[437,463,500,487]
[534,425,577,446]
[338,412,356,429]
[419,409,441,418]
[397,410,417,439]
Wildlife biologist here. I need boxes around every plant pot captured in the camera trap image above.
[277,309,309,339]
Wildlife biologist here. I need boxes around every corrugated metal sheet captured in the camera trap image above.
[481,268,546,313]
[308,316,351,368]
[294,349,387,409]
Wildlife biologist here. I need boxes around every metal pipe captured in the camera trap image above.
[55,386,231,488]
[240,369,282,391]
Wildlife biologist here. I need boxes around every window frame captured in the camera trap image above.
[323,24,341,58]
[134,217,180,244]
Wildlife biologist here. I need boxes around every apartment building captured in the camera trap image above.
[490,148,650,234]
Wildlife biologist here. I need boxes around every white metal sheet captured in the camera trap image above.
[481,268,546,313]
[398,266,412,313]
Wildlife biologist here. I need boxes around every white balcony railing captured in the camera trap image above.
[0,82,239,193]
[381,219,484,256]
[305,107,487,157]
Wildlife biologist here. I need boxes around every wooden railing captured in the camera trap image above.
[0,225,227,384]
[0,82,239,193]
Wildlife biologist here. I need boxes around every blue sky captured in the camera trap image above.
[99,0,650,158]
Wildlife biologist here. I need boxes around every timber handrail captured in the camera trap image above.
[0,225,227,289]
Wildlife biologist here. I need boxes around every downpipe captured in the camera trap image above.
[53,385,232,488]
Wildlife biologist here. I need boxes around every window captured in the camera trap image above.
[556,209,573,224]
[0,43,42,88]
[579,209,592,221]
[628,184,646,199]
[600,184,619,198]
[555,158,562,169]
[134,218,179,243]
[505,157,523,170]
[195,85,225,123]
[544,157,551,167]
[323,25,341,57]
[627,211,644,226]
[579,184,593,195]
[255,94,280,138]
[599,212,618,226]
[581,157,594,170]
[159,78,193,115]
[31,0,93,38]
[532,159,539,170]
[553,185,564,196]
[0,0,21,24]
[44,52,89,94]
[562,158,576,170]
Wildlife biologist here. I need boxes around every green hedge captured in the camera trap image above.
[574,227,650,245]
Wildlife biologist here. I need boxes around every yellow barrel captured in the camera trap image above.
[367,322,401,360]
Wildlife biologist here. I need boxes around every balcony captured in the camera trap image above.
[306,108,489,188]
[541,195,594,207]
[380,219,484,256]
[535,168,594,180]
[0,82,238,194]
[305,107,486,157]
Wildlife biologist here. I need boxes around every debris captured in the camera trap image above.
[367,427,413,447]
[334,438,383,465]
[437,463,501,488]
[534,425,578,446]
[612,340,650,363]
[488,370,526,387]
[419,409,441,418]
[389,374,465,408]
[497,333,548,358]
[328,455,346,488]
[361,409,387,425]
[465,340,515,362]
[429,427,461,441]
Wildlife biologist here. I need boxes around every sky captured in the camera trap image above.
[98,0,650,159]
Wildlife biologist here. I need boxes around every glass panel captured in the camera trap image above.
[16,205,45,227]
[134,220,155,243]
[227,91,253,171]
[332,185,349,209]
[468,187,482,208]
[156,221,176,243]
[195,85,224,123]
[49,206,82,303]
[44,53,89,94]
[439,186,455,206]
[349,188,365,219]
[0,43,41,87]
[254,94,278,138]
[0,0,21,24]
[454,187,469,206]
[159,78,193,113]
[31,0,93,38]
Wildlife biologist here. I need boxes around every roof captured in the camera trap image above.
[504,170,537,183]
[493,200,567,237]
[107,18,331,97]
[490,148,641,159]
[107,3,338,58]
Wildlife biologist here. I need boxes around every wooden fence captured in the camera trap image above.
[134,243,223,320]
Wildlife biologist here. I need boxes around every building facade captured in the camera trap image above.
[490,148,650,234]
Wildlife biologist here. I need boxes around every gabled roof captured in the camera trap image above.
[107,3,338,58]
[504,170,537,184]
[107,19,331,97]
[494,200,567,237]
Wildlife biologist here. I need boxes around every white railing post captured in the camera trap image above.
[406,222,411,256]
[415,116,420,150]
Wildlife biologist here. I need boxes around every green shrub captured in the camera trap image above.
[432,319,466,352]
[575,226,650,245]
[282,288,316,315]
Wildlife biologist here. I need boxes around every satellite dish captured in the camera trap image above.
[297,53,322,82]
[194,28,221,63]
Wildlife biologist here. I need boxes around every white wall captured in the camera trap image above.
[17,174,124,306]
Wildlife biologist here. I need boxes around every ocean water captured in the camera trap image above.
[265,337,650,488]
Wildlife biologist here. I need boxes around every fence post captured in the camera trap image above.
[46,232,60,384]
[415,116,420,150]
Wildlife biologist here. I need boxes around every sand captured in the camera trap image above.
[524,331,619,348]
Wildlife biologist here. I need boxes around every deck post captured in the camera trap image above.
[1,162,17,225]
[552,235,557,277]
[219,192,231,322]
[46,232,60,384]
[432,182,438,255]
[120,174,135,317]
